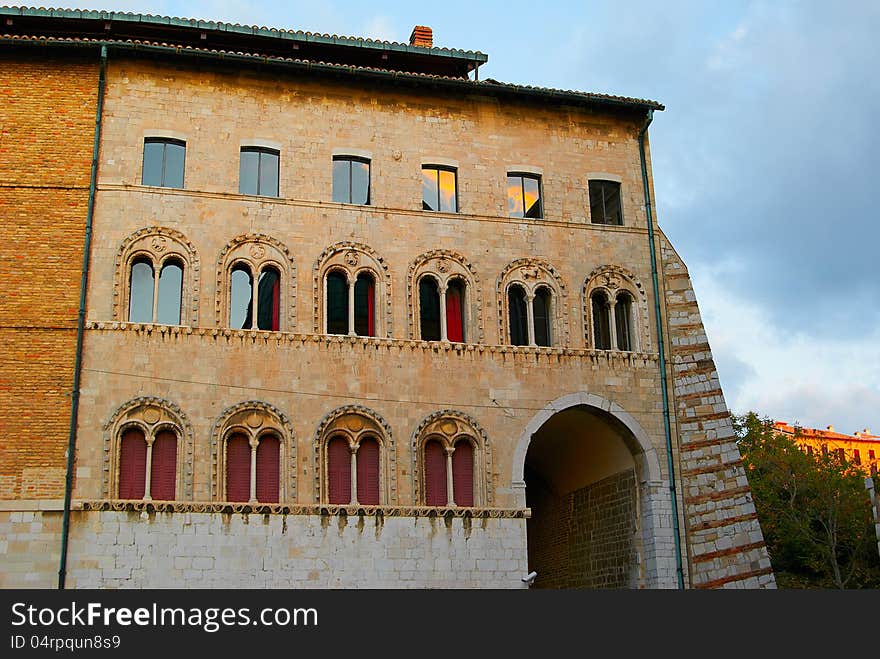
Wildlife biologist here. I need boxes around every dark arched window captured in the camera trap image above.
[119,427,147,499]
[424,440,447,506]
[446,279,466,343]
[533,287,552,347]
[128,259,155,323]
[356,437,380,505]
[226,433,251,502]
[451,440,474,506]
[592,291,612,350]
[255,435,280,503]
[354,272,376,337]
[326,271,349,335]
[508,284,528,346]
[255,267,281,331]
[615,292,634,352]
[327,436,351,504]
[419,276,441,341]
[150,430,177,501]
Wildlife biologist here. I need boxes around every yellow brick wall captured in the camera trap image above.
[0,52,98,499]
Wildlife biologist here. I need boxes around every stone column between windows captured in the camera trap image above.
[445,446,455,507]
[143,435,155,501]
[526,292,536,347]
[609,297,618,351]
[349,444,359,505]
[347,273,356,336]
[150,271,160,324]
[249,438,258,503]
[439,286,448,342]
[252,269,261,330]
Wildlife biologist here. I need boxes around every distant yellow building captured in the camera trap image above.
[774,422,879,475]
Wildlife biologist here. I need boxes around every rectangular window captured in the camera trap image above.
[870,450,876,461]
[589,179,623,225]
[853,449,861,465]
[239,147,279,197]
[422,166,458,212]
[142,138,185,188]
[507,173,542,218]
[333,156,370,204]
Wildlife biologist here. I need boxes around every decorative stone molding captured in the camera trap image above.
[311,242,393,337]
[584,264,650,351]
[407,249,484,343]
[79,499,529,518]
[102,396,195,500]
[411,409,493,507]
[210,400,297,502]
[313,405,396,504]
[112,226,200,326]
[214,233,296,330]
[496,258,569,346]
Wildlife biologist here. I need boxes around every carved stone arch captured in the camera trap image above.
[313,404,396,504]
[407,249,484,342]
[496,258,569,346]
[584,264,650,351]
[312,241,393,337]
[113,226,200,325]
[210,400,296,502]
[215,233,296,331]
[410,409,493,507]
[102,396,195,500]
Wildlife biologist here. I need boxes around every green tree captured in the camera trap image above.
[734,412,880,589]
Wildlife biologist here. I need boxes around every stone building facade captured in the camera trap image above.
[0,7,775,589]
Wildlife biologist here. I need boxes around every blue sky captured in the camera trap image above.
[79,1,880,434]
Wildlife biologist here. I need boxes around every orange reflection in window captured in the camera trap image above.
[439,169,456,212]
[507,178,524,216]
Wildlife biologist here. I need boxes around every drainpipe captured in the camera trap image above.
[638,109,685,590]
[59,44,107,590]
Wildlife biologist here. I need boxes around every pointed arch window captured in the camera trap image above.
[423,439,475,507]
[508,283,553,347]
[117,426,178,501]
[325,270,377,337]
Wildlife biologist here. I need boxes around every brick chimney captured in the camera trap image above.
[409,25,433,48]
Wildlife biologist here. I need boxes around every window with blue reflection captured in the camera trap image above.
[332,156,370,205]
[239,147,280,197]
[142,138,185,188]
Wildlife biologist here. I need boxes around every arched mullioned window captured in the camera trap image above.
[216,234,296,332]
[316,407,392,506]
[313,243,390,338]
[112,408,183,501]
[212,402,294,504]
[409,251,481,343]
[115,227,199,326]
[584,265,647,352]
[412,411,492,508]
[497,259,566,347]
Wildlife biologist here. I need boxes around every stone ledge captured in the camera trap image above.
[83,322,659,365]
[0,499,66,512]
[78,499,531,519]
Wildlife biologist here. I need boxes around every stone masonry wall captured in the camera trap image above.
[59,508,527,589]
[0,52,98,499]
[660,232,775,588]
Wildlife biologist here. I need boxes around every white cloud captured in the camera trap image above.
[360,16,396,42]
[690,261,880,435]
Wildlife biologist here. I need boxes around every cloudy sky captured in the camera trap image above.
[85,1,879,434]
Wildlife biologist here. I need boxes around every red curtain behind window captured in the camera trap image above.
[446,285,463,342]
[119,427,147,499]
[150,430,177,500]
[424,440,447,506]
[256,436,280,503]
[356,438,380,505]
[452,441,474,506]
[226,434,251,502]
[328,437,351,504]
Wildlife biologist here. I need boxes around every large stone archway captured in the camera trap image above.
[512,393,677,589]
